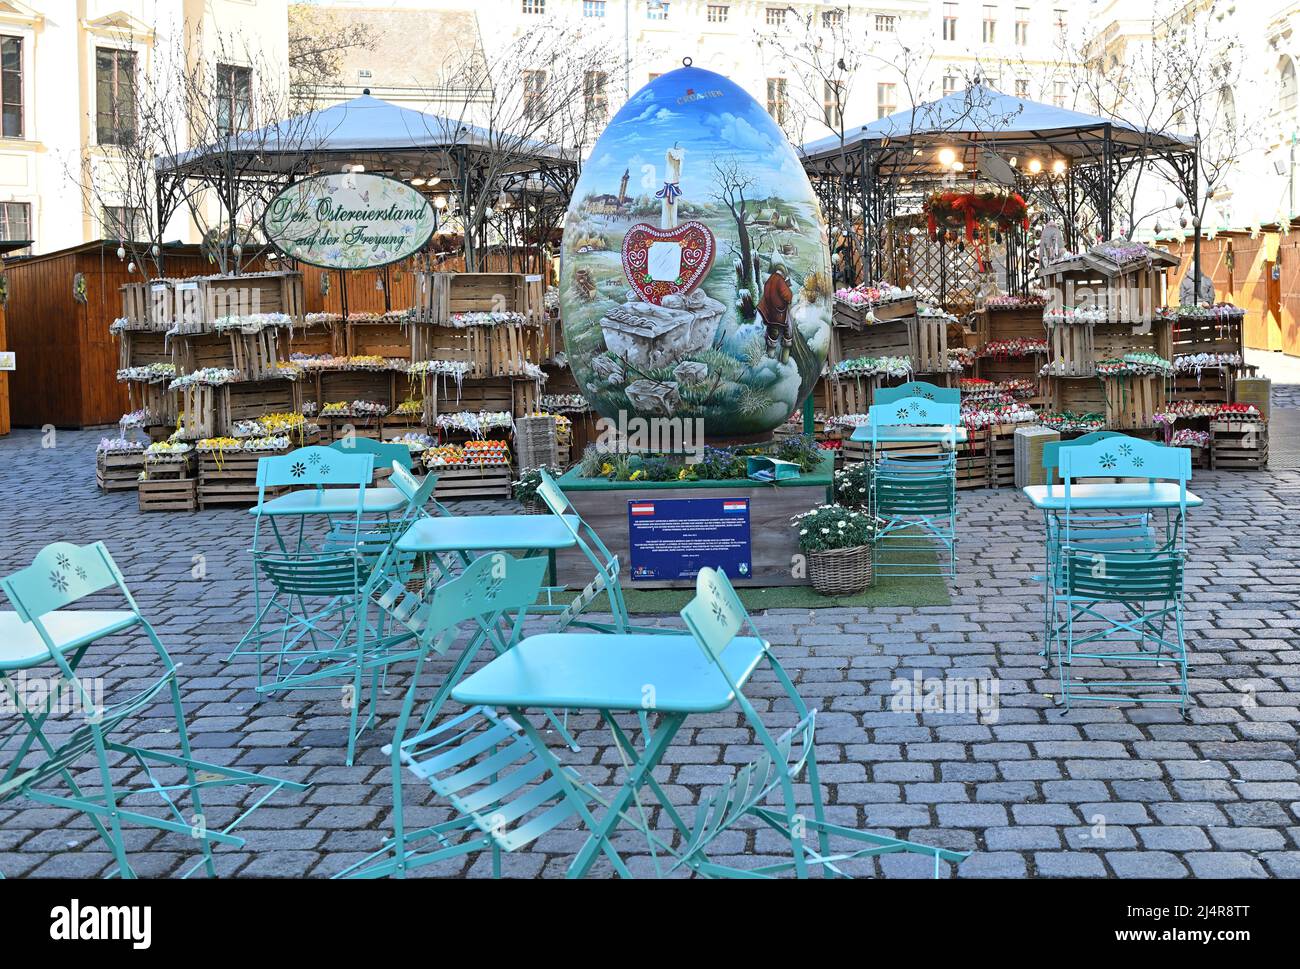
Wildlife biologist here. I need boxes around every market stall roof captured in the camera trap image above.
[801,84,1196,176]
[156,94,574,179]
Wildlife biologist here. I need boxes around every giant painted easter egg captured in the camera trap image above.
[559,65,832,440]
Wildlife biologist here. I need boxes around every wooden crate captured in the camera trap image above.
[284,321,343,358]
[409,323,492,378]
[1172,314,1243,357]
[172,332,238,375]
[317,370,397,410]
[221,379,301,427]
[512,377,542,415]
[322,416,385,441]
[381,415,427,439]
[976,306,1046,344]
[126,380,179,424]
[1046,322,1096,377]
[1103,375,1168,430]
[1172,368,1234,406]
[228,328,283,381]
[1210,420,1268,470]
[96,450,145,492]
[415,272,542,325]
[975,353,1044,391]
[833,296,917,329]
[121,281,174,331]
[828,374,880,416]
[490,323,543,376]
[197,449,283,508]
[348,321,412,360]
[1093,319,1173,362]
[430,462,513,500]
[177,383,220,440]
[911,316,948,374]
[1049,376,1107,416]
[831,318,913,364]
[984,424,1017,489]
[175,272,305,333]
[119,331,171,369]
[138,464,197,513]
[443,377,515,415]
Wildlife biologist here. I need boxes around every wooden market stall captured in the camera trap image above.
[4,241,216,428]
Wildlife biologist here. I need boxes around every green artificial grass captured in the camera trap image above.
[584,574,949,613]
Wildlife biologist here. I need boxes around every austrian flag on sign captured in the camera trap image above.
[630,503,656,517]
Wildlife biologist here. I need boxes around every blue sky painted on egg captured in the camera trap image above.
[576,67,813,208]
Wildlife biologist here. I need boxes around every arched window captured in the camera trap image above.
[1280,56,1298,117]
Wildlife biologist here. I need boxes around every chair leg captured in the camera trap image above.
[90,727,135,880]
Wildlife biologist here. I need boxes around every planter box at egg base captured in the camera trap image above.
[555,455,834,590]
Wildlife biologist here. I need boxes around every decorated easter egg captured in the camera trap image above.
[559,64,832,440]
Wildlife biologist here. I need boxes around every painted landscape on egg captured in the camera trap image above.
[559,66,833,438]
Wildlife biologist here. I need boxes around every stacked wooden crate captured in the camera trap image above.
[1210,420,1269,470]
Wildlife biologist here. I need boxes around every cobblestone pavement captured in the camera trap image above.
[1,407,1298,879]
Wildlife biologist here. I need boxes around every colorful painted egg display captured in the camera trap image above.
[558,64,833,440]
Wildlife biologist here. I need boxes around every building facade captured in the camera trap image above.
[0,0,288,256]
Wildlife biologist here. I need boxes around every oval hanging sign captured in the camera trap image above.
[262,172,436,270]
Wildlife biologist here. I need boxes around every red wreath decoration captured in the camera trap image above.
[925,190,1030,271]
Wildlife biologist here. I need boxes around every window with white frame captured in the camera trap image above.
[877,82,897,119]
[1015,8,1029,46]
[216,63,252,136]
[1015,78,1030,98]
[647,0,669,20]
[1280,57,1297,117]
[96,47,136,146]
[584,70,608,123]
[0,200,30,249]
[522,0,545,14]
[823,9,843,29]
[875,14,896,33]
[583,0,606,16]
[765,6,785,27]
[522,70,547,119]
[1,36,21,138]
[823,78,843,128]
[102,205,145,241]
[1053,80,1067,108]
[982,5,996,44]
[707,4,729,23]
[943,3,958,41]
[767,77,787,124]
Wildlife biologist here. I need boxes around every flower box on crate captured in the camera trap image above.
[1210,420,1268,470]
[138,459,197,513]
[173,272,305,334]
[429,462,513,501]
[413,272,544,326]
[1103,375,1168,430]
[96,450,145,492]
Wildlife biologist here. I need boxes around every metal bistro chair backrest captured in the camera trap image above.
[387,462,446,520]
[535,468,634,632]
[868,396,962,450]
[330,438,413,481]
[253,446,374,545]
[874,381,961,407]
[1059,436,1191,550]
[1041,431,1128,478]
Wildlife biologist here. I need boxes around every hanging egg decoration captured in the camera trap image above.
[558,62,832,439]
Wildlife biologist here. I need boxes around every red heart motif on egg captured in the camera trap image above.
[620,220,716,305]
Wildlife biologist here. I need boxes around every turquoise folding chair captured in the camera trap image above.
[1054,437,1192,713]
[869,397,959,578]
[530,468,674,635]
[0,541,307,878]
[874,380,961,406]
[1036,432,1159,661]
[357,565,970,879]
[336,552,583,879]
[329,437,413,480]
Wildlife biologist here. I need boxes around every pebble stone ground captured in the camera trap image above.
[0,359,1298,880]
